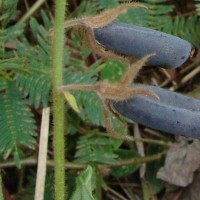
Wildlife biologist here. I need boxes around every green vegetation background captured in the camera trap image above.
[0,0,200,199]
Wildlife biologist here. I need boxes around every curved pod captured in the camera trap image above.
[95,22,193,68]
[112,85,200,138]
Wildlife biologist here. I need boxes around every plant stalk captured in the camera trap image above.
[0,175,3,200]
[52,0,66,199]
[0,151,165,169]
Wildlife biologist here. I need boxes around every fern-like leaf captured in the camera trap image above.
[75,130,118,164]
[0,23,25,44]
[64,70,104,126]
[195,0,200,16]
[0,81,36,165]
[118,0,174,29]
[164,15,200,48]
[0,0,18,27]
[16,16,53,108]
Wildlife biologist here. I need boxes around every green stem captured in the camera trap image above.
[0,174,3,200]
[0,151,165,169]
[95,169,102,200]
[141,179,150,200]
[52,0,66,199]
[100,132,169,147]
[105,151,166,167]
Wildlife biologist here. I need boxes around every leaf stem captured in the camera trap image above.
[52,0,66,199]
[104,151,166,167]
[0,175,3,200]
[0,151,166,169]
[100,132,169,147]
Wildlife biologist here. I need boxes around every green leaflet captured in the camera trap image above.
[111,149,140,177]
[64,70,104,126]
[164,16,200,48]
[118,0,174,28]
[64,92,80,113]
[0,175,3,200]
[15,11,96,110]
[0,82,36,166]
[0,0,18,27]
[16,71,51,108]
[15,16,53,108]
[0,80,6,90]
[146,145,165,194]
[118,0,200,48]
[100,60,126,82]
[97,0,119,8]
[0,23,25,44]
[75,130,118,164]
[196,0,200,16]
[70,165,96,200]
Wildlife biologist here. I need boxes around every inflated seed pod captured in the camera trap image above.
[94,22,193,68]
[112,85,200,139]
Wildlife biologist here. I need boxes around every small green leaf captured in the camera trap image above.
[64,92,80,113]
[0,175,3,200]
[111,149,140,177]
[70,166,96,200]
[146,145,165,194]
[0,81,37,163]
[75,130,118,164]
[100,60,126,82]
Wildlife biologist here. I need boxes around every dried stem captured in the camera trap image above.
[19,0,46,23]
[34,108,50,200]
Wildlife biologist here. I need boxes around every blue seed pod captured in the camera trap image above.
[95,22,193,68]
[112,85,200,139]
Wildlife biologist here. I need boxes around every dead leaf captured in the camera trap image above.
[180,172,200,200]
[156,137,200,187]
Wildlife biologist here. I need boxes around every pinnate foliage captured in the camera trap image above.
[75,130,118,164]
[100,0,200,48]
[195,0,200,15]
[1,0,200,199]
[0,82,36,166]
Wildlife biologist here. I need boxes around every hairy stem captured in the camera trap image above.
[52,0,66,199]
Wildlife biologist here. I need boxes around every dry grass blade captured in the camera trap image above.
[106,187,129,200]
[134,124,146,179]
[34,108,50,200]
